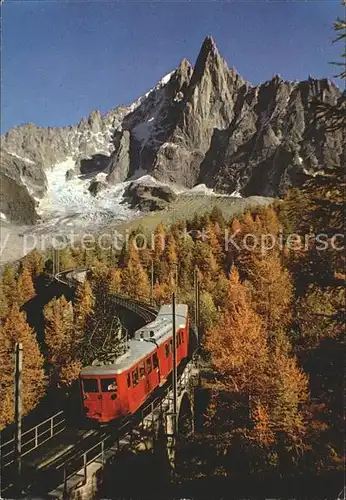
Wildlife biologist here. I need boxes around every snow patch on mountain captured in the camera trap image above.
[161,142,178,149]
[7,151,35,164]
[188,184,217,195]
[36,157,138,230]
[230,190,242,198]
[129,173,186,195]
[185,184,243,198]
[128,71,174,114]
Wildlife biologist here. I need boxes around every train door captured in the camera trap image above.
[129,366,141,413]
[100,377,119,420]
[81,377,101,420]
[146,354,160,393]
[138,362,147,400]
[169,339,173,372]
[145,357,153,392]
[177,330,183,363]
[153,352,161,387]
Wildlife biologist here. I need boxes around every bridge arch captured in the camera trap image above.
[177,390,193,436]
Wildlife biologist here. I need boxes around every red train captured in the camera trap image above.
[79,304,189,423]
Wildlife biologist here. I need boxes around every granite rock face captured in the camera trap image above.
[199,75,344,196]
[0,150,43,223]
[0,173,38,224]
[1,36,343,223]
[65,169,75,181]
[123,181,177,212]
[88,180,107,197]
[106,130,131,184]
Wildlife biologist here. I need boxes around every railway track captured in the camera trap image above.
[55,268,158,323]
[1,427,106,496]
[0,270,162,497]
[24,428,111,496]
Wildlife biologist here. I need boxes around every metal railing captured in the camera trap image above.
[110,293,158,323]
[55,269,158,323]
[0,410,66,468]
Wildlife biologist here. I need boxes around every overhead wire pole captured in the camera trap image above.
[172,292,178,436]
[56,248,60,275]
[52,247,55,278]
[14,342,23,485]
[194,266,200,344]
[52,248,60,277]
[110,243,113,268]
[197,276,200,332]
[194,266,198,326]
[150,259,154,305]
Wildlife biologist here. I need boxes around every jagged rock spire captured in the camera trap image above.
[1,35,343,227]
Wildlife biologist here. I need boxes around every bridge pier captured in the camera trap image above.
[165,389,195,470]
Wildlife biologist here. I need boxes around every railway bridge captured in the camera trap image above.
[0,268,200,499]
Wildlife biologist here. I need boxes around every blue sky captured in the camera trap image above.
[2,1,343,133]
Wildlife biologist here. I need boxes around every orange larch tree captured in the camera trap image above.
[0,281,9,320]
[205,268,268,397]
[258,205,281,236]
[17,265,36,305]
[193,241,219,293]
[0,305,45,428]
[22,249,45,278]
[44,296,82,387]
[122,240,151,302]
[152,223,166,283]
[2,264,18,307]
[268,344,309,438]
[107,268,122,295]
[74,279,95,335]
[205,221,224,265]
[245,252,293,341]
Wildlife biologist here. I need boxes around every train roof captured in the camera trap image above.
[80,303,188,377]
[134,303,188,342]
[80,338,156,376]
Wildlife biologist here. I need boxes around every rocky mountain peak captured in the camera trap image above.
[1,36,343,225]
[200,35,218,58]
[190,35,229,87]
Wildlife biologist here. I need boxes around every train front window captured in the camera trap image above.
[101,378,117,393]
[82,379,98,393]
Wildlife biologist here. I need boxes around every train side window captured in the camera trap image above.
[127,373,131,388]
[153,353,158,369]
[139,364,145,379]
[132,368,139,387]
[165,343,170,358]
[146,357,152,373]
